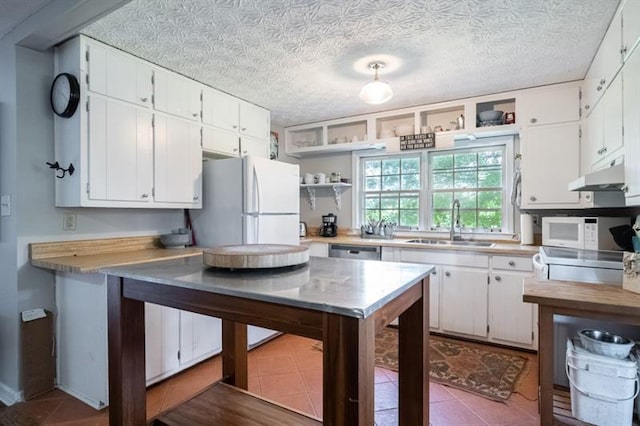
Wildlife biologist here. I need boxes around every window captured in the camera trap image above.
[362,155,421,228]
[357,138,512,233]
[429,146,505,231]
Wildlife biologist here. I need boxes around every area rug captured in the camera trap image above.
[314,328,528,402]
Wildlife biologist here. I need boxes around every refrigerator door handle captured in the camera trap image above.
[254,167,261,214]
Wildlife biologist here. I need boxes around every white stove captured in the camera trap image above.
[535,246,623,284]
[533,246,639,387]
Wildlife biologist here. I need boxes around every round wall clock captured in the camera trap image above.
[50,73,80,118]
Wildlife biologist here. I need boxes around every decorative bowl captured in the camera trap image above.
[160,233,190,249]
[394,125,414,136]
[578,329,635,359]
[477,110,504,122]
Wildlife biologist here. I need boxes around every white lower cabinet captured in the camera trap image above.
[304,242,329,257]
[488,255,537,350]
[178,311,222,367]
[391,248,537,350]
[55,272,227,409]
[145,303,180,383]
[441,266,488,337]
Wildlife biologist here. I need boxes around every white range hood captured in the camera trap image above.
[568,163,625,192]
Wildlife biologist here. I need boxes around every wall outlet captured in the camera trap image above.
[63,212,76,231]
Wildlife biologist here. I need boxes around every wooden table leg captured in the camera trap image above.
[322,313,375,426]
[538,306,554,425]
[398,277,429,425]
[221,320,248,390]
[107,276,146,426]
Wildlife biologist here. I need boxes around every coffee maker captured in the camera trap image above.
[320,213,338,237]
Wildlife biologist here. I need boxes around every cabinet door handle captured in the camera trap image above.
[193,195,199,201]
[584,104,590,110]
[431,270,437,275]
[529,195,537,202]
[140,97,148,103]
[495,275,502,282]
[508,260,516,267]
[622,185,629,193]
[141,193,149,198]
[233,148,239,152]
[444,271,451,277]
[602,147,607,154]
[599,78,606,85]
[242,150,248,155]
[621,46,628,56]
[241,127,247,131]
[192,112,198,117]
[232,125,238,129]
[529,118,537,124]
[596,85,603,91]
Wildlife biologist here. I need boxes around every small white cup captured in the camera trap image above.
[315,173,326,184]
[304,173,315,184]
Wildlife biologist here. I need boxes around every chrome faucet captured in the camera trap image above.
[450,199,461,241]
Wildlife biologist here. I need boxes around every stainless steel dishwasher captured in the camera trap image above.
[328,244,381,260]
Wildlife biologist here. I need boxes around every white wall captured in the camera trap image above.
[298,152,353,233]
[0,6,184,403]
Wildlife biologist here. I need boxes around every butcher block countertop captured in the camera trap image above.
[30,236,202,273]
[31,233,538,274]
[523,278,640,317]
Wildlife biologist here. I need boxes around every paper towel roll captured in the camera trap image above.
[520,214,534,245]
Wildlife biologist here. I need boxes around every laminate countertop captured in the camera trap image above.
[302,235,539,256]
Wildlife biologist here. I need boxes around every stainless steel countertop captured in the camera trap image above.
[100,255,434,319]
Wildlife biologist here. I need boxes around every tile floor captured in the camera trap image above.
[1,334,540,425]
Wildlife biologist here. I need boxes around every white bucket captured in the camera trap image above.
[566,338,639,426]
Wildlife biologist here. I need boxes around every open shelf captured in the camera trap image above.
[300,183,352,210]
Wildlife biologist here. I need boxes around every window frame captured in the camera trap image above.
[352,135,515,234]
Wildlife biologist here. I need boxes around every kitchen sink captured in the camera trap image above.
[404,239,495,248]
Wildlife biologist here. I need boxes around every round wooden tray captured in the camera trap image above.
[203,244,309,269]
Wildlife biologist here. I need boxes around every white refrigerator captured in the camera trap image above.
[191,155,300,345]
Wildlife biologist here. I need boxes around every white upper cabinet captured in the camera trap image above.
[239,101,270,140]
[240,136,269,157]
[202,88,240,131]
[54,35,203,208]
[201,86,270,157]
[202,126,239,157]
[154,114,202,205]
[154,68,202,121]
[520,121,581,208]
[86,41,152,108]
[583,7,623,113]
[517,85,580,126]
[622,0,640,61]
[623,45,640,204]
[518,84,583,209]
[87,96,153,203]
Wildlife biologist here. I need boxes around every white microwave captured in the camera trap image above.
[541,216,628,250]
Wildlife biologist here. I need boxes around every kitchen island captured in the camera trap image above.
[523,279,640,424]
[102,255,433,425]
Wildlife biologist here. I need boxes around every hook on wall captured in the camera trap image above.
[46,161,75,179]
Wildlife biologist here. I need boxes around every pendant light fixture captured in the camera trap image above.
[359,61,393,105]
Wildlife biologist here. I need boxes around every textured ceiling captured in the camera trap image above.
[0,0,51,39]
[82,0,620,127]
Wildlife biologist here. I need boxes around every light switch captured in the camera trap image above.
[0,195,10,216]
